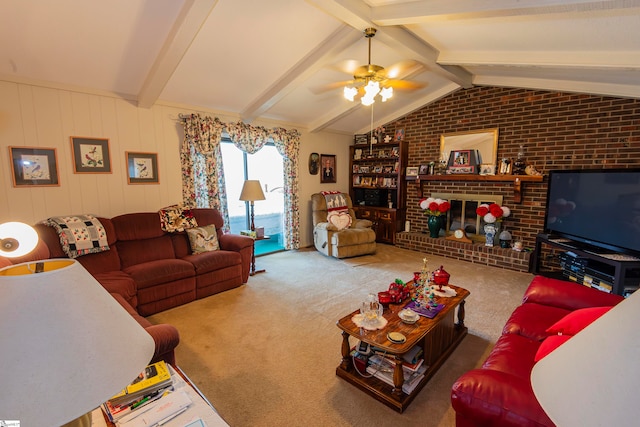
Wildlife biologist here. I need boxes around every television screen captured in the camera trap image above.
[545,169,640,256]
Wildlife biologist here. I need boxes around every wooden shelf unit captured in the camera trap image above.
[350,139,408,244]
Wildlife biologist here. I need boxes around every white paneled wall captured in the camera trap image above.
[0,80,351,248]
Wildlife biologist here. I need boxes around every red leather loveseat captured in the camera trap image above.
[451,275,623,427]
[0,208,253,365]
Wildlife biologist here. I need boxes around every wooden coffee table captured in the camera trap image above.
[336,283,470,412]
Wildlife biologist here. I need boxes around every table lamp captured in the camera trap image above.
[0,259,155,427]
[0,221,39,258]
[239,179,265,232]
[531,290,640,426]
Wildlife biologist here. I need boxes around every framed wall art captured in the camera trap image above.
[9,146,60,187]
[71,137,112,173]
[406,166,419,177]
[320,154,336,183]
[126,151,159,184]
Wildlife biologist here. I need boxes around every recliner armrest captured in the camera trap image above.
[315,222,338,231]
[353,219,373,228]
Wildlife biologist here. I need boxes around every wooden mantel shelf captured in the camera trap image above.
[407,174,544,203]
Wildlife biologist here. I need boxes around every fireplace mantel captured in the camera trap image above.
[407,174,544,203]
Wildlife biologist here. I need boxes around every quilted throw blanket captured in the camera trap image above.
[43,214,109,259]
[321,191,348,213]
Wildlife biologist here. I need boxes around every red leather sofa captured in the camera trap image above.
[451,275,623,427]
[0,208,254,365]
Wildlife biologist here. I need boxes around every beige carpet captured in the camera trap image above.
[148,245,533,427]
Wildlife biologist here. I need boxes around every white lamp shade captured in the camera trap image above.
[531,290,640,426]
[239,180,266,202]
[0,221,39,258]
[0,259,155,426]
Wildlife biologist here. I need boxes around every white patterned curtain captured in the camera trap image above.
[181,115,301,249]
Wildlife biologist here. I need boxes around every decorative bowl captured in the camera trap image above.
[398,309,419,324]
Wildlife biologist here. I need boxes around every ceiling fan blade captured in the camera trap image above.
[385,60,423,79]
[310,80,357,95]
[384,79,427,91]
[330,59,361,75]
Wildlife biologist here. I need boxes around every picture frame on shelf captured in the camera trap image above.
[9,146,60,187]
[373,165,382,173]
[359,165,370,173]
[406,166,419,176]
[418,164,429,175]
[390,147,399,157]
[394,128,405,141]
[71,136,111,173]
[480,164,496,175]
[352,164,360,173]
[126,151,159,184]
[320,153,336,183]
[354,134,369,145]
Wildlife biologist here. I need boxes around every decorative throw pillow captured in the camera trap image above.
[158,204,198,232]
[534,334,573,362]
[43,214,110,258]
[545,306,613,336]
[187,225,220,253]
[327,211,352,231]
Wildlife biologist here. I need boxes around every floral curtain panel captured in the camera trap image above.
[181,114,300,250]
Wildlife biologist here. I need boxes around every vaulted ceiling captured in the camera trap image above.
[2,0,639,135]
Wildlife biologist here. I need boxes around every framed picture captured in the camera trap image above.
[394,128,405,141]
[9,146,60,187]
[451,150,471,166]
[480,164,496,175]
[71,137,111,173]
[406,166,419,176]
[419,164,429,175]
[309,152,319,175]
[126,151,159,184]
[320,154,336,183]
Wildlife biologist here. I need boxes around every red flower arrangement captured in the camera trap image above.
[476,203,511,223]
[419,197,451,216]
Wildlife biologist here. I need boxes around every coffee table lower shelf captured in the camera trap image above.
[335,325,467,413]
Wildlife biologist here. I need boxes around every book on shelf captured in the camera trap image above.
[368,354,426,376]
[365,364,426,395]
[107,360,173,407]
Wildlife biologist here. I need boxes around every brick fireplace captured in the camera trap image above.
[381,86,640,272]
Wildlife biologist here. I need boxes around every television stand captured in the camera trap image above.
[531,233,640,297]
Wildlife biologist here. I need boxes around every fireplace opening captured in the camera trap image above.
[432,193,503,240]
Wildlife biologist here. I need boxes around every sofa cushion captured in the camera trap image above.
[117,235,176,269]
[545,305,612,336]
[534,335,572,362]
[482,334,541,379]
[183,250,242,275]
[113,212,165,241]
[187,225,220,253]
[503,302,570,341]
[522,275,623,311]
[123,259,194,289]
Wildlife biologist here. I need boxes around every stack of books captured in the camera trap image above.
[366,350,427,395]
[102,360,174,422]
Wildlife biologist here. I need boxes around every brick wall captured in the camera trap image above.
[388,86,640,271]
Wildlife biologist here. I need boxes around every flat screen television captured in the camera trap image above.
[544,168,640,257]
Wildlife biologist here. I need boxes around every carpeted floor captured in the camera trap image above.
[148,245,534,427]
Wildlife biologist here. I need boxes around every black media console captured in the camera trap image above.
[531,233,640,297]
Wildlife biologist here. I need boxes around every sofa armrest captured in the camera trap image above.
[451,369,553,427]
[315,222,337,231]
[523,276,623,311]
[218,233,254,252]
[145,324,180,366]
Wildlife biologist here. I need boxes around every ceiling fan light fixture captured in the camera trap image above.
[364,80,380,98]
[361,94,375,106]
[343,86,358,101]
[380,86,393,102]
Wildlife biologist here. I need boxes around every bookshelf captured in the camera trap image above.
[349,138,408,244]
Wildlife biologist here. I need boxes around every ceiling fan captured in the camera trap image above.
[315,28,425,105]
